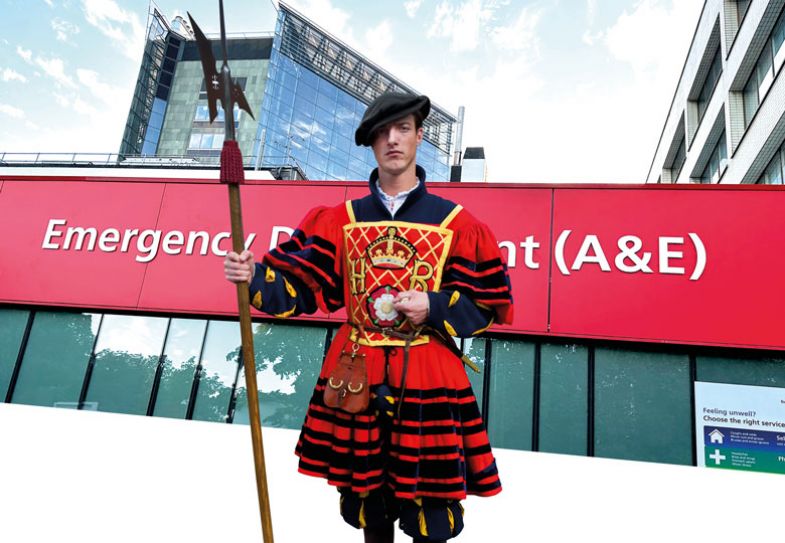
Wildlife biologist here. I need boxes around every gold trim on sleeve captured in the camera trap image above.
[444,320,458,336]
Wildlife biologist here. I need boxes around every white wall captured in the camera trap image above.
[0,403,779,543]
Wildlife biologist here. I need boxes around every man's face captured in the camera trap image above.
[370,113,424,177]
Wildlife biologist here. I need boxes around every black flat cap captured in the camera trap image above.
[355,92,430,146]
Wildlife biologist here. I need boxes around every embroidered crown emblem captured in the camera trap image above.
[366,226,415,269]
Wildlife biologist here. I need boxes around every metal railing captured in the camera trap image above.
[0,152,309,180]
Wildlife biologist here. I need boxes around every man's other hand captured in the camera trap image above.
[224,250,255,285]
[393,290,429,325]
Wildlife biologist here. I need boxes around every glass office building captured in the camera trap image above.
[119,9,186,158]
[119,3,456,181]
[255,4,453,181]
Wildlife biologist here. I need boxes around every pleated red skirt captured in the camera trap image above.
[295,323,501,500]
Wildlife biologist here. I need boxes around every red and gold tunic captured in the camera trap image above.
[249,169,514,502]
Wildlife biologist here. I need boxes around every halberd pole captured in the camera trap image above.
[188,3,274,541]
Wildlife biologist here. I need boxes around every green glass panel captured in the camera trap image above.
[594,347,691,465]
[85,315,168,415]
[0,309,29,400]
[539,343,588,456]
[487,340,535,451]
[153,318,207,419]
[697,354,785,387]
[192,321,240,423]
[462,337,486,411]
[234,323,327,429]
[12,312,99,408]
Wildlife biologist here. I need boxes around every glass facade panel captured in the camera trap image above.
[191,321,241,422]
[594,347,692,465]
[234,323,326,429]
[762,152,783,184]
[84,315,168,415]
[11,312,99,408]
[0,309,29,400]
[697,49,721,123]
[538,343,588,456]
[153,318,207,419]
[671,137,686,180]
[462,337,486,411]
[744,8,785,128]
[486,340,535,451]
[256,15,453,182]
[700,131,727,183]
[697,354,785,387]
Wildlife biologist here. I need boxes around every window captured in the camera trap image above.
[743,9,785,127]
[0,309,30,400]
[83,315,169,415]
[538,343,588,456]
[193,104,240,124]
[191,321,241,422]
[700,131,727,183]
[11,312,100,408]
[188,131,225,150]
[199,76,246,99]
[697,48,722,124]
[153,319,207,419]
[757,146,785,184]
[594,347,692,465]
[233,323,326,428]
[737,0,751,23]
[670,136,686,181]
[486,340,535,451]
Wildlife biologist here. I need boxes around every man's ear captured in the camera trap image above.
[416,127,424,144]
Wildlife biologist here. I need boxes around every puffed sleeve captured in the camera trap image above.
[426,217,513,337]
[248,205,344,318]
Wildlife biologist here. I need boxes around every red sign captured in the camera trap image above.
[1,173,783,350]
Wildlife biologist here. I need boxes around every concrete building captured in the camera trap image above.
[120,3,456,182]
[648,0,785,184]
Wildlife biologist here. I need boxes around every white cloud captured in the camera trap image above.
[427,0,495,52]
[582,29,603,46]
[73,96,99,118]
[604,0,699,81]
[16,46,33,63]
[404,0,423,18]
[490,5,542,53]
[25,120,41,130]
[54,93,71,107]
[77,68,120,104]
[2,69,28,83]
[34,55,76,88]
[52,18,81,42]
[586,0,597,25]
[364,20,393,62]
[0,104,26,119]
[284,0,354,44]
[44,0,54,6]
[81,0,145,60]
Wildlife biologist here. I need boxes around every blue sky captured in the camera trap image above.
[0,0,703,182]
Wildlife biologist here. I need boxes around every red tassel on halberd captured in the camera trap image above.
[220,140,245,184]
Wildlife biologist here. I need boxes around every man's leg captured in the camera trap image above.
[364,522,395,543]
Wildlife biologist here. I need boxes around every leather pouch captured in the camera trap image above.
[324,343,368,413]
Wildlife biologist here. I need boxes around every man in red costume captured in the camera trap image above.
[225,93,513,543]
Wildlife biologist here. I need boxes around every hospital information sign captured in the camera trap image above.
[695,382,785,474]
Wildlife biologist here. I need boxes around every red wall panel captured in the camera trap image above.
[2,174,784,350]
